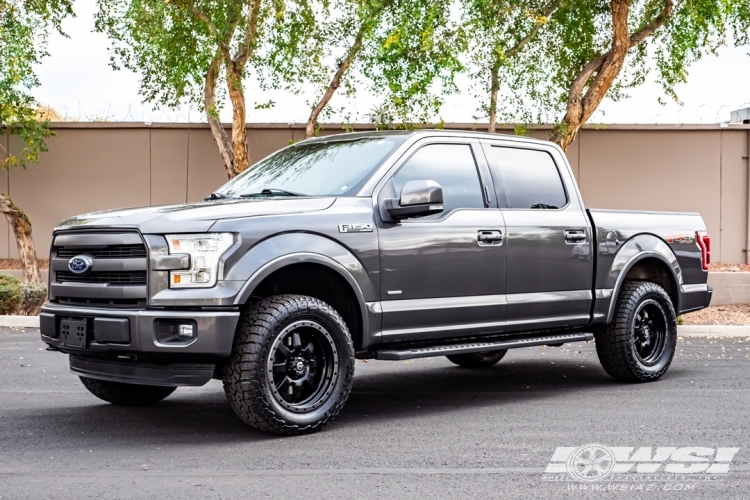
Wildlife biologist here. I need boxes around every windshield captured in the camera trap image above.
[215,136,405,198]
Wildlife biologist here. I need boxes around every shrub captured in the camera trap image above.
[0,274,22,315]
[20,282,47,315]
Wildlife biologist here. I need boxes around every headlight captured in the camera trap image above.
[166,233,234,288]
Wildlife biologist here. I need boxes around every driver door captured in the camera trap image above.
[376,140,507,343]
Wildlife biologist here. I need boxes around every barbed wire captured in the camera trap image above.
[44,101,750,125]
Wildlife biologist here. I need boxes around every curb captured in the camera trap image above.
[677,325,750,337]
[1,316,748,338]
[0,315,40,328]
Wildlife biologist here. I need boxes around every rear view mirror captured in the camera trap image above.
[385,180,444,220]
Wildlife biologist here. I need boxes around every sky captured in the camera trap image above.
[34,0,750,125]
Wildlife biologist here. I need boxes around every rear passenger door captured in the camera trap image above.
[483,142,593,331]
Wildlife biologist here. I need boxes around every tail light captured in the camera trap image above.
[696,231,710,271]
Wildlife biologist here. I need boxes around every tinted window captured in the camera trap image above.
[492,147,567,209]
[216,136,405,198]
[394,144,484,219]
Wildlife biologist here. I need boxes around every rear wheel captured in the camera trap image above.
[222,295,355,435]
[594,281,677,382]
[446,349,507,368]
[79,377,176,406]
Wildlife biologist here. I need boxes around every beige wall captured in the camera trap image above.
[4,123,750,263]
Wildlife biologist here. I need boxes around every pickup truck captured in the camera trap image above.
[40,130,713,435]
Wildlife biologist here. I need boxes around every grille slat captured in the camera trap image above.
[57,244,147,259]
[56,271,147,284]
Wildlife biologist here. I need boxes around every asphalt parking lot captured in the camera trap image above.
[1,328,750,499]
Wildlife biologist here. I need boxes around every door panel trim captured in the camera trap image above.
[380,294,507,312]
[506,290,592,304]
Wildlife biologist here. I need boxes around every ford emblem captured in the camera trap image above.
[68,255,93,274]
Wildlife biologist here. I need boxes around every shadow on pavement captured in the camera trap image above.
[1,356,694,447]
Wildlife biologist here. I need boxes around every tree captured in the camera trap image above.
[466,0,750,150]
[264,0,463,138]
[463,0,563,133]
[0,0,73,283]
[97,0,302,179]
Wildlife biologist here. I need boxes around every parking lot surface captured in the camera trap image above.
[1,328,749,499]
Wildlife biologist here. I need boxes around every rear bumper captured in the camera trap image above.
[679,283,713,315]
[40,302,240,357]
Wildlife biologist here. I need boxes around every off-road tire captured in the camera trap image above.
[79,377,176,406]
[594,281,677,382]
[446,349,508,368]
[222,295,355,436]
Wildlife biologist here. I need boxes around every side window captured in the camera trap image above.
[492,147,567,209]
[393,144,484,219]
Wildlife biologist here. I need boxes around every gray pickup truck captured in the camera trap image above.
[40,130,712,435]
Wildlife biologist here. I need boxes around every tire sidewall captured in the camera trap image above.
[256,302,353,427]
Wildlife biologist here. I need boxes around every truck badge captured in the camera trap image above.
[338,223,373,233]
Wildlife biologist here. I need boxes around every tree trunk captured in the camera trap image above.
[226,64,249,176]
[306,20,369,138]
[551,0,673,150]
[0,194,41,283]
[204,50,236,179]
[488,58,501,133]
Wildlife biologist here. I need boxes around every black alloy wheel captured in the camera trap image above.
[267,320,338,413]
[632,300,668,366]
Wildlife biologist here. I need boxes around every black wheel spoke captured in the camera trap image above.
[276,344,292,359]
[308,358,319,370]
[292,381,302,401]
[272,363,287,374]
[303,342,315,356]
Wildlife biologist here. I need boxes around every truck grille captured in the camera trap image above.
[50,231,149,308]
[56,244,147,259]
[56,271,147,284]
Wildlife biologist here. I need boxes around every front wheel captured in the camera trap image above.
[79,377,176,406]
[222,295,355,435]
[594,281,677,382]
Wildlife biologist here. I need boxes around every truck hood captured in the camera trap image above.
[55,197,337,233]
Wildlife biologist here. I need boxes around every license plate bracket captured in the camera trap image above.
[59,318,87,348]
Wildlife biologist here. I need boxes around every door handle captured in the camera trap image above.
[478,230,503,245]
[565,230,587,244]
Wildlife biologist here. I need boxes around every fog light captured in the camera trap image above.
[178,324,195,339]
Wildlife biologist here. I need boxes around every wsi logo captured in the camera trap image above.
[545,444,740,482]
[338,223,373,233]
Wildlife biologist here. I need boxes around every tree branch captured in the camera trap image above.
[305,17,370,138]
[504,0,562,58]
[173,1,232,60]
[233,0,262,69]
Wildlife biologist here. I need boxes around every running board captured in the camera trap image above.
[373,332,594,361]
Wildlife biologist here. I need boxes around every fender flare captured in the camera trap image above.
[228,233,374,339]
[605,234,683,324]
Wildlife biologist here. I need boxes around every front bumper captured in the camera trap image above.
[40,302,240,357]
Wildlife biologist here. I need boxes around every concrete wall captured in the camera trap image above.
[2,122,749,262]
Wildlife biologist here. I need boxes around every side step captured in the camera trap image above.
[373,332,594,361]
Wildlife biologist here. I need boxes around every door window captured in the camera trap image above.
[492,147,567,209]
[394,144,484,219]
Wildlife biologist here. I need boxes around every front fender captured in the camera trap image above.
[597,234,683,324]
[227,232,376,302]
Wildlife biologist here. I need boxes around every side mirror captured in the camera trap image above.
[385,180,444,220]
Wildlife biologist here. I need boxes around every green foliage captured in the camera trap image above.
[0,273,21,314]
[0,0,72,169]
[19,281,46,315]
[462,0,750,127]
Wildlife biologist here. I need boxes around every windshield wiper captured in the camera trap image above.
[204,192,230,201]
[240,188,307,198]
